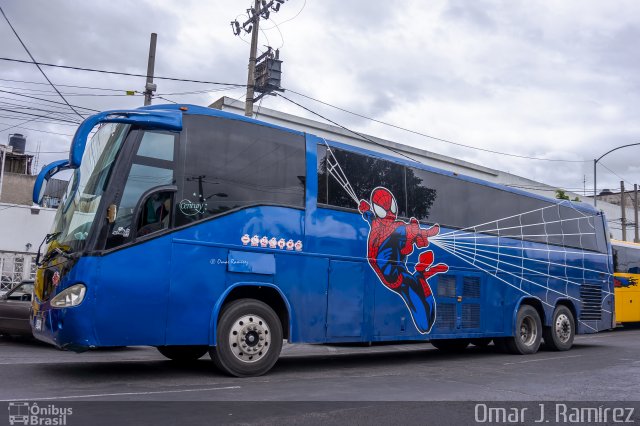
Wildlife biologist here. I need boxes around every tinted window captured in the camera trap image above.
[613,245,640,273]
[318,144,602,252]
[137,132,175,161]
[318,146,406,216]
[406,166,600,251]
[177,116,305,226]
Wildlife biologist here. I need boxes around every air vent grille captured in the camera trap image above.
[436,303,456,329]
[579,284,602,321]
[437,275,456,298]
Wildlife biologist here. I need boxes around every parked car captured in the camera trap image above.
[0,282,15,297]
[0,280,34,336]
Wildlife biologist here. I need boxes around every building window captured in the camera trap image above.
[0,252,30,291]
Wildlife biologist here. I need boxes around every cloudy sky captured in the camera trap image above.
[1,0,639,197]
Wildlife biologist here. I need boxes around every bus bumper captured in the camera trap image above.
[31,300,97,352]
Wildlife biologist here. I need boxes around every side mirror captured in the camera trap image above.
[33,160,71,205]
[0,294,7,301]
[107,204,117,223]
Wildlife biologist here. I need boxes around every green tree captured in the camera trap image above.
[555,189,570,200]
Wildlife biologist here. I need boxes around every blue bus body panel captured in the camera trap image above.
[32,209,613,350]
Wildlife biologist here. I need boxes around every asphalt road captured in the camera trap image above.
[1,327,640,425]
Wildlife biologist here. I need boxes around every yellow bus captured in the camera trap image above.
[612,240,640,323]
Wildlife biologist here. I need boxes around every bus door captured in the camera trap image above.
[93,129,178,346]
[308,137,372,341]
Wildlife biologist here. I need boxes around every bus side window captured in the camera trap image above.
[104,131,177,250]
[137,191,173,237]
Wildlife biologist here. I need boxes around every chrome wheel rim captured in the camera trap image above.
[554,313,572,343]
[520,316,537,346]
[228,314,271,363]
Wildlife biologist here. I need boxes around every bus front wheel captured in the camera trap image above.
[543,305,575,351]
[506,304,542,355]
[157,345,209,361]
[211,299,283,377]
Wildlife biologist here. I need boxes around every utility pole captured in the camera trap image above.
[621,181,627,241]
[143,33,158,106]
[634,184,639,243]
[231,0,287,117]
[245,0,261,117]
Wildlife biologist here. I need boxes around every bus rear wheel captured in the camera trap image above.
[211,299,283,377]
[431,339,470,352]
[157,345,209,361]
[543,305,575,351]
[506,304,542,355]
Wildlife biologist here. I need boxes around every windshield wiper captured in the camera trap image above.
[35,232,64,266]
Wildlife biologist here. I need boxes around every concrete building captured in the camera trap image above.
[0,138,59,291]
[211,96,636,241]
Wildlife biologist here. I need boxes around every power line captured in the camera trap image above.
[261,0,306,30]
[0,7,85,120]
[0,102,82,122]
[0,85,143,97]
[0,121,73,137]
[286,89,588,163]
[0,95,87,118]
[598,160,634,188]
[0,88,99,113]
[277,92,423,165]
[0,114,79,127]
[0,108,80,124]
[156,86,237,96]
[154,95,177,104]
[0,57,247,87]
[0,111,56,133]
[0,77,131,92]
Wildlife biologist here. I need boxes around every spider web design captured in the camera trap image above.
[320,141,613,332]
[429,201,614,332]
[322,139,359,205]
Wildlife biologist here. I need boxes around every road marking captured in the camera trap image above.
[503,354,582,365]
[0,359,164,365]
[0,386,241,402]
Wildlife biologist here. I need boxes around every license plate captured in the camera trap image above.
[35,317,42,331]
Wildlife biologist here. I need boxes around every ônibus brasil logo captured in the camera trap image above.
[8,402,73,425]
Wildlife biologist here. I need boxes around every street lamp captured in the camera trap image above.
[593,142,640,206]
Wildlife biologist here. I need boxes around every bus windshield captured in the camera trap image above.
[49,122,130,252]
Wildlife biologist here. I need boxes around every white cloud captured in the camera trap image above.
[0,0,639,193]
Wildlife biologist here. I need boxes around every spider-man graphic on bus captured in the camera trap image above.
[359,186,448,333]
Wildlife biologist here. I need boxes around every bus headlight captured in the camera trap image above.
[50,284,86,308]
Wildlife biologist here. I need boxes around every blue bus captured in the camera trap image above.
[31,104,615,376]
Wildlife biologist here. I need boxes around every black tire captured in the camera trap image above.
[505,304,542,355]
[210,299,283,377]
[470,338,492,348]
[543,305,575,351]
[430,339,470,352]
[157,345,209,361]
